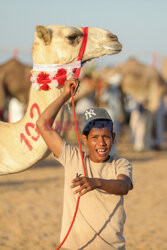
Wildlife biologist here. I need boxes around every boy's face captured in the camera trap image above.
[82,127,115,163]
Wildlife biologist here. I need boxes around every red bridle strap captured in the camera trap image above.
[74,27,88,79]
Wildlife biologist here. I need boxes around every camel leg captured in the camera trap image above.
[0,80,6,121]
[151,99,165,148]
[0,109,3,120]
[143,111,153,151]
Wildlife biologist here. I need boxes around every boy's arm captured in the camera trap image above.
[36,78,77,158]
[71,174,132,196]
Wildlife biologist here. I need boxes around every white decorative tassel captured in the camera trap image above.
[32,82,40,90]
[52,79,58,88]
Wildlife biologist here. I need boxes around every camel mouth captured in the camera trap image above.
[111,49,122,54]
[81,60,91,66]
[81,42,122,64]
[103,44,122,53]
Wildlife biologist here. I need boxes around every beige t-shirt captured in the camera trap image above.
[55,141,133,250]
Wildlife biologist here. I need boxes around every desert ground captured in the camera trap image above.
[0,126,167,250]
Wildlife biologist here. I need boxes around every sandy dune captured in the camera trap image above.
[0,128,167,250]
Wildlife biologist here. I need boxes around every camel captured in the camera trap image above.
[162,57,167,82]
[0,25,122,175]
[101,58,167,151]
[101,58,167,113]
[0,59,32,120]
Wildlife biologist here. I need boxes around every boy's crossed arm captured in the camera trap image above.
[71,174,133,196]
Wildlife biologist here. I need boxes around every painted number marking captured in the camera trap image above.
[20,103,41,151]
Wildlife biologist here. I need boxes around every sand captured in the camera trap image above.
[0,128,167,250]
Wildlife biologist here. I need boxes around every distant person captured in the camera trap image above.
[75,92,95,114]
[130,98,165,152]
[151,98,165,150]
[101,73,124,155]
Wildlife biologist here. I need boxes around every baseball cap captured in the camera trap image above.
[80,107,113,134]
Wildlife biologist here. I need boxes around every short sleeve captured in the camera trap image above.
[53,140,81,168]
[115,158,133,187]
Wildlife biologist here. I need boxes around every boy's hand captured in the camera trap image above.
[63,77,78,99]
[71,176,100,196]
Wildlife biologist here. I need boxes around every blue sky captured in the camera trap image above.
[0,0,167,67]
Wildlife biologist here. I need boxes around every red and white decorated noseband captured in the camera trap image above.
[29,60,81,91]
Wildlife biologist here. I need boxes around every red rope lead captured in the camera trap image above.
[56,196,81,250]
[56,27,88,250]
[70,86,87,177]
[55,86,87,250]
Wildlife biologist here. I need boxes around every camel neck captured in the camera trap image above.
[23,85,62,123]
[0,85,63,175]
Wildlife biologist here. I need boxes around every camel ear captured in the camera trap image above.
[36,25,51,45]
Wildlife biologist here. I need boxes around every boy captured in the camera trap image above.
[37,78,133,250]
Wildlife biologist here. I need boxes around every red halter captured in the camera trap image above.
[74,27,88,79]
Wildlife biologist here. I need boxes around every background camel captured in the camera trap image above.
[162,57,167,82]
[0,25,122,175]
[0,58,32,120]
[101,58,167,113]
[101,58,167,151]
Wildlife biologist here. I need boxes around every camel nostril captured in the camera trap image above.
[108,33,118,41]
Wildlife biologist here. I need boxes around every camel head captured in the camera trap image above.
[32,25,122,64]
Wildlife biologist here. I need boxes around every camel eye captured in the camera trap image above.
[67,34,78,40]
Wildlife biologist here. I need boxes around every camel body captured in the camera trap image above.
[0,87,55,174]
[0,25,122,175]
[0,59,31,114]
[101,58,167,113]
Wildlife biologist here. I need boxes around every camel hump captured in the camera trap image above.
[0,58,31,73]
[0,58,32,107]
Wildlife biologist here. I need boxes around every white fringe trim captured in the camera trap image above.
[32,61,81,72]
